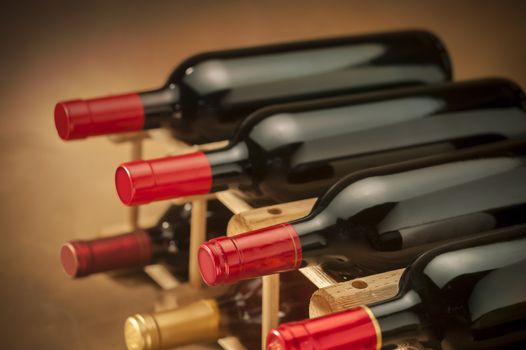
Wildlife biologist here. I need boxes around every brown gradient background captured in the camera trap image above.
[0,1,525,349]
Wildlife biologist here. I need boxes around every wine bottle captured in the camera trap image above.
[124,271,317,350]
[267,224,526,350]
[54,30,451,143]
[197,142,526,285]
[115,78,526,206]
[60,199,230,279]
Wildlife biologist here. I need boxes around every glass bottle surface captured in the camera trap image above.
[197,141,526,285]
[60,199,231,279]
[267,224,526,350]
[116,78,526,206]
[55,30,452,143]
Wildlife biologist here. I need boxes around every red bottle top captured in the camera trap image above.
[267,306,380,350]
[198,223,302,285]
[60,231,153,278]
[54,93,145,140]
[115,152,212,206]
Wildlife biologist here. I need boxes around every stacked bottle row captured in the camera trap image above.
[55,29,526,350]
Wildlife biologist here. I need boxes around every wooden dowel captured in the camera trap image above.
[128,206,140,230]
[189,198,208,288]
[128,135,144,229]
[261,274,280,350]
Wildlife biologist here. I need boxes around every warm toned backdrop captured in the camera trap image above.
[1,1,525,349]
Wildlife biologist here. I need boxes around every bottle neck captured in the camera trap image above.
[115,142,251,206]
[60,230,154,278]
[138,85,180,129]
[54,85,180,140]
[369,290,430,348]
[205,142,252,192]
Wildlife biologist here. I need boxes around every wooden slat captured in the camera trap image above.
[189,198,209,288]
[216,191,254,215]
[226,198,316,234]
[309,269,405,318]
[144,264,181,291]
[299,266,338,289]
[128,135,144,229]
[261,274,280,349]
[217,337,247,350]
[171,193,217,205]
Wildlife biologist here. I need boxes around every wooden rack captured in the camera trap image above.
[224,196,403,349]
[111,133,403,350]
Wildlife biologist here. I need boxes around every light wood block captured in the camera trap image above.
[226,198,316,234]
[309,269,405,318]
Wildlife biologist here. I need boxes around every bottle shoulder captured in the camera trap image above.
[400,225,526,293]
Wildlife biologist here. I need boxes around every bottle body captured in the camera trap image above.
[169,30,451,144]
[218,78,526,202]
[60,199,231,279]
[124,271,316,350]
[198,141,526,285]
[116,78,526,206]
[267,224,526,350]
[55,30,452,142]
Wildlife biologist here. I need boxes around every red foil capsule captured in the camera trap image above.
[267,306,380,350]
[115,152,212,206]
[198,223,302,285]
[60,230,153,278]
[54,93,145,140]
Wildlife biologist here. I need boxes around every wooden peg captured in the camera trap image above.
[216,191,254,215]
[189,197,209,288]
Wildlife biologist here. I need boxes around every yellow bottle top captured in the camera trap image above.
[124,299,222,350]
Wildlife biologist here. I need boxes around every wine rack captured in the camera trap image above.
[107,131,408,350]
